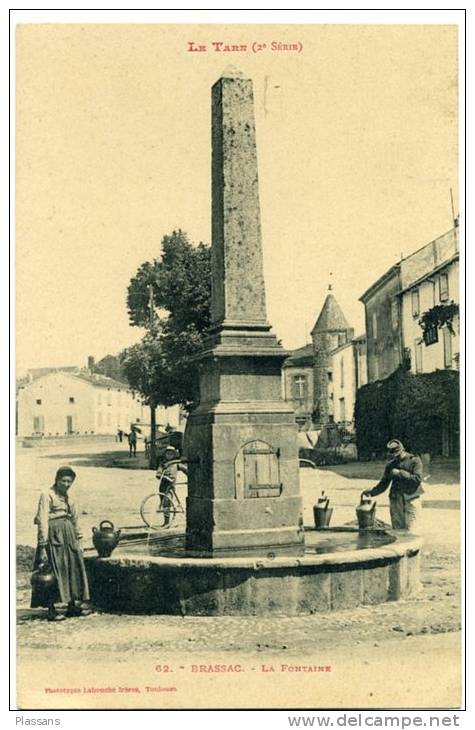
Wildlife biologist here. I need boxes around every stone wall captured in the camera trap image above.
[312,331,334,423]
[364,272,402,383]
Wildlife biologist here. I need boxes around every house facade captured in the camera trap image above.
[360,266,402,383]
[17,371,147,437]
[330,334,367,429]
[281,344,314,425]
[357,225,459,458]
[359,225,459,382]
[399,228,459,375]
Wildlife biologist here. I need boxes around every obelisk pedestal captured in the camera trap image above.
[185,68,304,556]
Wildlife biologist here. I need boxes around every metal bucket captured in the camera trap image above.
[314,498,333,529]
[356,501,376,529]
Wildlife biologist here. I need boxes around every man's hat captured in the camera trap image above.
[387,439,404,454]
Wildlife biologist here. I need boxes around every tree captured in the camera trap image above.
[120,329,163,468]
[127,230,211,333]
[121,230,212,467]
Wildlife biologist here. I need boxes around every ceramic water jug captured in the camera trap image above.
[92,520,121,558]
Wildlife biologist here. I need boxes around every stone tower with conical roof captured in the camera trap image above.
[311,289,354,425]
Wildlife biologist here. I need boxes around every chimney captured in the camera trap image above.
[87,356,95,373]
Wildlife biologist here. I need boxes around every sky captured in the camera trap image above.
[15,23,458,375]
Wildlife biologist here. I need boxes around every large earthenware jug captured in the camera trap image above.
[92,520,121,558]
[356,495,376,529]
[314,491,333,529]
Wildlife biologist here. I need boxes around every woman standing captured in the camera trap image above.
[31,466,91,621]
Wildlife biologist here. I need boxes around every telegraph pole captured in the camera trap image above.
[147,283,157,469]
[450,187,456,225]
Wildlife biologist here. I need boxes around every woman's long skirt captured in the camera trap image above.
[31,516,90,608]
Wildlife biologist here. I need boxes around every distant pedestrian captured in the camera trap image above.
[361,439,424,533]
[128,429,137,457]
[117,428,123,443]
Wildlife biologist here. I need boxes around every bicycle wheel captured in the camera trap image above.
[140,492,185,530]
[168,490,186,530]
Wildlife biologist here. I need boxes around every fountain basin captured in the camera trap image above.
[85,528,422,616]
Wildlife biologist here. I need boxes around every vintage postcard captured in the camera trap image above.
[14,18,462,711]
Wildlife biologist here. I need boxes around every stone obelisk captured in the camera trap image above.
[185,68,304,556]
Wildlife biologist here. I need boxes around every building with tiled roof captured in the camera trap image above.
[283,291,366,429]
[17,369,146,438]
[73,372,130,390]
[282,343,314,368]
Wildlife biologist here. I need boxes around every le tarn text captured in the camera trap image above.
[188,41,302,54]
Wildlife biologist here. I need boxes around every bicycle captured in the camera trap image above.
[140,460,187,530]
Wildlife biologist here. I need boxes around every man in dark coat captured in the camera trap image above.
[127,429,137,457]
[362,439,424,532]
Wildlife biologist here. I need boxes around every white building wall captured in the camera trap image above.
[330,343,356,425]
[18,372,148,437]
[401,259,459,374]
[96,387,146,434]
[17,372,95,437]
[356,346,367,388]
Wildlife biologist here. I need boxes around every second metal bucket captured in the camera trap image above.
[356,496,376,529]
[314,493,333,529]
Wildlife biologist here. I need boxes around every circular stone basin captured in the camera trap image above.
[85,527,422,616]
[108,528,396,558]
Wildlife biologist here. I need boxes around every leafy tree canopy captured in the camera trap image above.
[122,230,212,411]
[127,229,211,333]
[120,325,205,410]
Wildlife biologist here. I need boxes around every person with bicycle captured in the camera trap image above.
[156,447,188,527]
